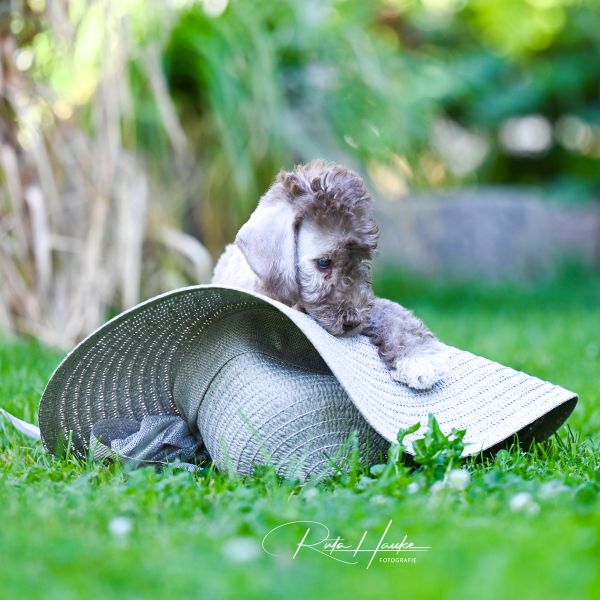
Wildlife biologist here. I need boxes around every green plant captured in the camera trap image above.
[1,269,599,597]
[0,2,210,347]
[163,0,433,251]
[411,414,467,480]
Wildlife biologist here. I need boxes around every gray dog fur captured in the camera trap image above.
[212,160,449,390]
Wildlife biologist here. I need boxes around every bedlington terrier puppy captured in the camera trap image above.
[212,160,449,390]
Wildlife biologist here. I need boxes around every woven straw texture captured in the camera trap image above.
[39,286,577,475]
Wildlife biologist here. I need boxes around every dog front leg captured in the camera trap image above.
[364,298,449,390]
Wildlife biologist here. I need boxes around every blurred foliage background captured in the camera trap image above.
[0,0,599,346]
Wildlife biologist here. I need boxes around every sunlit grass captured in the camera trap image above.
[1,269,598,598]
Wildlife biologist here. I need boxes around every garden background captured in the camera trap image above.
[0,1,598,598]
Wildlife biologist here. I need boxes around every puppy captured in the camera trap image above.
[212,160,448,390]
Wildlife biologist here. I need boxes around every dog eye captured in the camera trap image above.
[316,258,332,271]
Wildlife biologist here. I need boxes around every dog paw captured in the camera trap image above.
[391,350,449,390]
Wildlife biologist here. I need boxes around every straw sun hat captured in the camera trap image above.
[36,285,577,479]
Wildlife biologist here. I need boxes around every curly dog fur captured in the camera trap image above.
[212,160,449,390]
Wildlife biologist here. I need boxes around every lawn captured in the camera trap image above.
[1,267,599,600]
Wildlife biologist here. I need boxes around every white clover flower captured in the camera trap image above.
[371,494,389,505]
[302,487,319,501]
[108,516,133,538]
[222,537,260,563]
[539,481,569,499]
[509,492,532,510]
[203,0,228,18]
[509,492,540,516]
[407,482,420,495]
[446,469,471,490]
[430,481,445,495]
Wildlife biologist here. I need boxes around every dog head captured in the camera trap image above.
[236,160,379,336]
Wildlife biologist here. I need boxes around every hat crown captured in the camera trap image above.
[173,307,386,478]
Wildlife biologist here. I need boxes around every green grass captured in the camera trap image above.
[1,268,599,600]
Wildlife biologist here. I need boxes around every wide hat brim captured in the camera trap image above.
[39,285,577,463]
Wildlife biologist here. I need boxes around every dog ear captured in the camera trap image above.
[235,182,299,304]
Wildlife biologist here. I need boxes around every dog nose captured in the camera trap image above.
[342,319,361,333]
